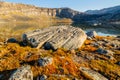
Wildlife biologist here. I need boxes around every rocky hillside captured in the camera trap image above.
[0,2,56,17]
[83,5,120,26]
[0,1,120,24]
[0,1,80,22]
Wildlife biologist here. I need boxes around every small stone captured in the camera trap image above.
[37,75,47,80]
[91,42,99,47]
[38,57,53,66]
[76,52,81,57]
[7,38,18,43]
[86,31,98,38]
[111,43,118,48]
[96,48,107,54]
[102,39,108,43]
[22,34,28,41]
[43,42,54,50]
[108,56,115,60]
[106,50,114,56]
[29,38,38,48]
[117,62,120,65]
[72,78,78,80]
[21,34,28,46]
[0,74,3,79]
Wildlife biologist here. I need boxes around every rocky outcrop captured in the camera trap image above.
[79,67,108,80]
[25,26,87,50]
[56,8,81,18]
[9,65,33,80]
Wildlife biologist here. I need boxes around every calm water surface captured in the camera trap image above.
[0,22,120,36]
[73,23,120,36]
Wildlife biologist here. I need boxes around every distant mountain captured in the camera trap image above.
[56,5,120,23]
[85,5,120,14]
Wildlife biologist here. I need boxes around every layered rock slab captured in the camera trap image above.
[9,65,33,80]
[25,26,87,50]
[79,67,108,80]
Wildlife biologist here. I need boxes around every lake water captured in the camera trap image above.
[76,26,120,36]
[0,22,120,37]
[54,23,120,36]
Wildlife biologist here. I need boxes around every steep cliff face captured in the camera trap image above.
[56,8,81,18]
[0,2,57,17]
[0,2,81,21]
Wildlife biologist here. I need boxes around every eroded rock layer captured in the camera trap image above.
[26,26,87,50]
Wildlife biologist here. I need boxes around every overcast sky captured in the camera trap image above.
[5,0,120,12]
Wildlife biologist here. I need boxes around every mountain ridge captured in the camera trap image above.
[85,5,120,14]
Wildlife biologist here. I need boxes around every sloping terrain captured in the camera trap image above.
[0,35,120,80]
[0,2,120,80]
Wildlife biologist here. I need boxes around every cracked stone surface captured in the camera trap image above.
[25,26,87,50]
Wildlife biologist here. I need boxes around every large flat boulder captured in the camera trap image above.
[25,26,87,50]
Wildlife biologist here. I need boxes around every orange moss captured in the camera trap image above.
[0,43,39,71]
[47,76,58,80]
[31,55,80,79]
[1,40,119,79]
[90,60,120,79]
[95,36,113,41]
[53,56,79,76]
[0,43,80,78]
[0,57,20,71]
[95,36,105,40]
[84,40,92,45]
[82,45,98,52]
[52,48,70,57]
[113,50,120,61]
